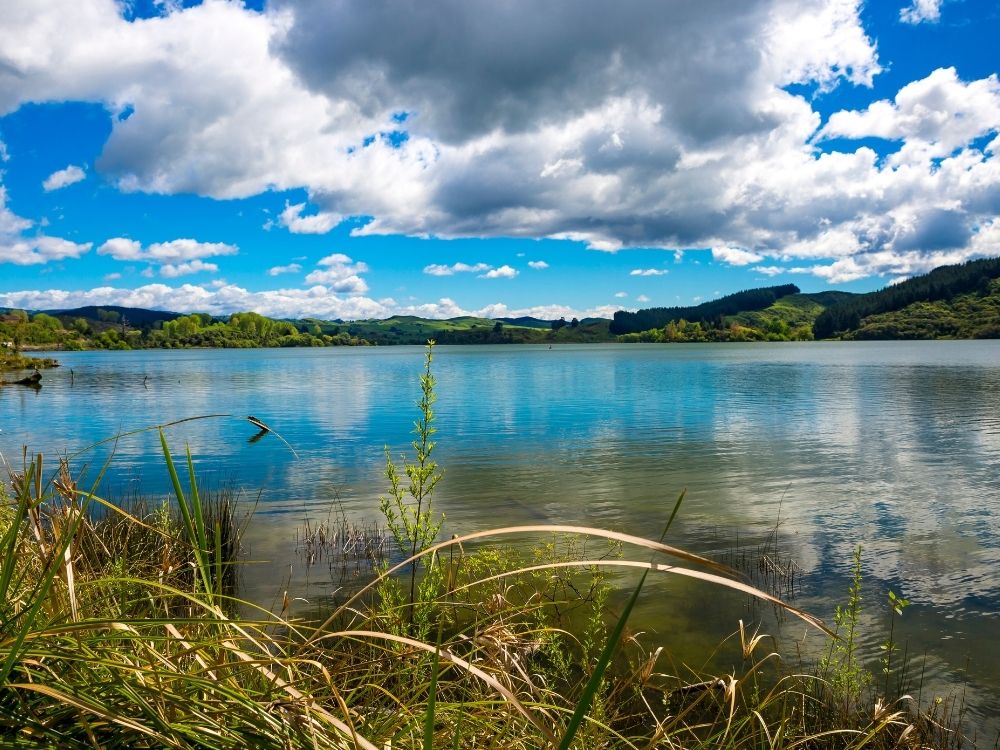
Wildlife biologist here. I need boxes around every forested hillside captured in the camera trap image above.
[616,291,855,342]
[813,257,1000,338]
[609,284,800,334]
[841,277,1000,339]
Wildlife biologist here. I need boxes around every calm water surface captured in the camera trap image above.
[2,342,999,734]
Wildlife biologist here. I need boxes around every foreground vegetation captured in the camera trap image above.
[0,345,987,748]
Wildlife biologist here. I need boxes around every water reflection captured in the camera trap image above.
[2,342,998,733]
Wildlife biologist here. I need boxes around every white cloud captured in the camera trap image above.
[636,294,651,302]
[479,265,518,279]
[614,291,628,298]
[96,237,143,260]
[303,253,369,294]
[94,237,234,278]
[423,262,491,276]
[0,283,387,320]
[712,246,765,266]
[160,259,219,278]
[147,239,237,263]
[103,272,121,281]
[279,202,341,234]
[42,164,86,191]
[630,268,668,276]
[0,1,996,286]
[0,184,91,265]
[0,283,618,322]
[900,0,942,24]
[0,139,8,162]
[819,68,1000,159]
[527,260,549,269]
[475,301,618,320]
[268,262,303,276]
[753,265,786,276]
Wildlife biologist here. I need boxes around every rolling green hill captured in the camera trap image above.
[615,289,859,342]
[610,284,800,335]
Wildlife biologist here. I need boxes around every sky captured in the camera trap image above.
[1,0,999,321]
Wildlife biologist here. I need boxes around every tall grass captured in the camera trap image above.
[0,349,988,748]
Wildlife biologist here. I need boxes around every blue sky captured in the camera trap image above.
[1,0,999,320]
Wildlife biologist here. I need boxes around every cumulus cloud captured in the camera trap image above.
[302,253,369,293]
[630,268,668,276]
[819,68,1000,159]
[527,260,549,269]
[423,262,491,276]
[475,301,618,320]
[94,238,234,277]
[279,202,341,234]
[42,164,86,191]
[899,0,942,24]
[0,184,91,264]
[614,291,628,298]
[753,265,786,276]
[479,265,518,279]
[160,259,219,277]
[712,246,765,266]
[268,262,303,276]
[636,294,651,302]
[0,0,997,285]
[0,283,615,322]
[147,239,237,263]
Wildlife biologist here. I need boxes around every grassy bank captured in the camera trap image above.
[0,350,58,373]
[0,347,986,748]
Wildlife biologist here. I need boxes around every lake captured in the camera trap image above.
[2,342,999,735]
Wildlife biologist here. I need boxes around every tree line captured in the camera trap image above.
[0,309,370,350]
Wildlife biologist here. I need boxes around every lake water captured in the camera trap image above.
[2,342,999,735]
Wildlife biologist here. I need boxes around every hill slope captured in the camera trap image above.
[813,257,1000,338]
[841,278,1000,339]
[610,284,800,335]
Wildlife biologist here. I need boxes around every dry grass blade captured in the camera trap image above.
[317,630,560,747]
[448,559,834,637]
[309,524,741,647]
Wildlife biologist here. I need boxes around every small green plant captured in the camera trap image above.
[820,544,872,715]
[379,341,445,631]
[881,589,911,697]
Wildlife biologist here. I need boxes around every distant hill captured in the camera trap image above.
[339,315,611,344]
[495,316,552,329]
[813,257,1000,339]
[610,284,801,335]
[43,305,185,328]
